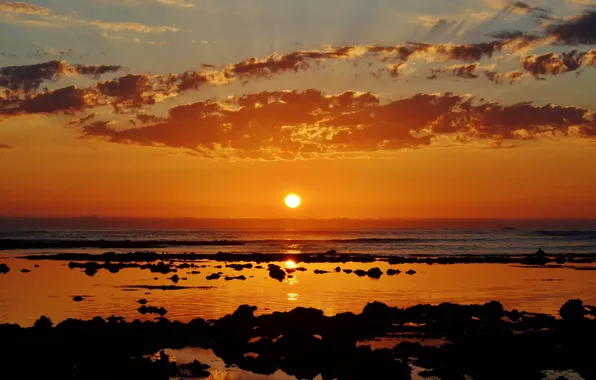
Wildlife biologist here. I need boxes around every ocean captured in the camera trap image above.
[2,228,596,256]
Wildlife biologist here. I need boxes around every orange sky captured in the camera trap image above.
[1,0,596,219]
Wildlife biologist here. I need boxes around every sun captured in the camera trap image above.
[285,194,301,209]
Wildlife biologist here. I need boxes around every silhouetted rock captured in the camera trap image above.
[326,249,337,254]
[335,266,341,272]
[72,296,84,302]
[84,266,98,276]
[227,263,253,271]
[206,273,221,280]
[314,269,329,274]
[366,267,383,278]
[555,255,566,264]
[138,305,168,316]
[168,274,180,283]
[180,359,210,378]
[225,275,247,281]
[137,299,148,305]
[189,271,201,274]
[406,269,416,275]
[560,299,586,322]
[0,263,10,274]
[21,269,31,273]
[343,269,353,274]
[34,264,39,268]
[387,269,401,275]
[268,264,286,281]
[296,267,307,272]
[33,316,53,329]
[354,269,366,277]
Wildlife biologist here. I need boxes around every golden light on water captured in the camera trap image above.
[285,260,297,269]
[284,194,301,209]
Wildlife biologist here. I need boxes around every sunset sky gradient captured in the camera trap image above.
[1,0,596,219]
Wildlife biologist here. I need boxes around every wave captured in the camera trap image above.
[534,230,596,238]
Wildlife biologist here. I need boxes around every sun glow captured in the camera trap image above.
[284,194,301,208]
[285,260,297,269]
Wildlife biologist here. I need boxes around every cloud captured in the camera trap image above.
[1,86,99,116]
[77,90,596,159]
[0,1,50,15]
[1,2,180,34]
[484,70,527,84]
[547,10,596,44]
[522,49,596,77]
[0,61,122,93]
[0,143,14,149]
[431,63,480,79]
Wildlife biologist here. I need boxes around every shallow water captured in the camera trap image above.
[1,256,594,326]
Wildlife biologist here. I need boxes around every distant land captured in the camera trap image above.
[1,217,596,230]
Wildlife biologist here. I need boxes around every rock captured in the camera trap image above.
[255,265,263,269]
[225,275,247,281]
[34,264,39,268]
[354,269,366,277]
[366,267,383,279]
[168,274,180,283]
[73,296,84,302]
[227,263,253,271]
[33,316,53,329]
[138,305,168,316]
[206,273,221,280]
[84,266,98,276]
[296,267,307,272]
[387,269,401,275]
[555,255,566,264]
[180,359,210,378]
[137,299,148,305]
[268,264,286,281]
[314,269,329,274]
[406,269,416,275]
[21,269,31,273]
[343,269,353,274]
[0,263,10,274]
[189,271,201,274]
[335,267,341,272]
[326,249,337,254]
[178,263,191,269]
[560,299,586,322]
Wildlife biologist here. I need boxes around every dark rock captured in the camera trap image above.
[406,269,416,275]
[387,269,401,275]
[354,269,366,277]
[314,269,329,274]
[227,263,253,271]
[268,264,286,281]
[84,266,98,276]
[326,249,337,254]
[168,274,180,283]
[73,296,84,302]
[33,315,53,329]
[335,266,341,272]
[560,299,586,322]
[138,305,168,316]
[21,269,31,273]
[137,299,148,305]
[34,264,39,268]
[555,255,566,264]
[0,263,10,274]
[296,267,307,272]
[180,359,210,378]
[225,275,247,281]
[206,273,221,280]
[343,269,353,274]
[189,271,201,274]
[366,267,383,279]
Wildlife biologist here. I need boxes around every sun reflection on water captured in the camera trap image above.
[287,293,299,301]
[285,260,297,269]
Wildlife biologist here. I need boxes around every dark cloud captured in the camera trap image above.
[78,90,596,159]
[0,61,121,93]
[1,86,98,116]
[431,63,480,79]
[547,10,596,45]
[522,49,596,77]
[484,70,526,84]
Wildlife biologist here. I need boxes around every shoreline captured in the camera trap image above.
[0,299,594,379]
